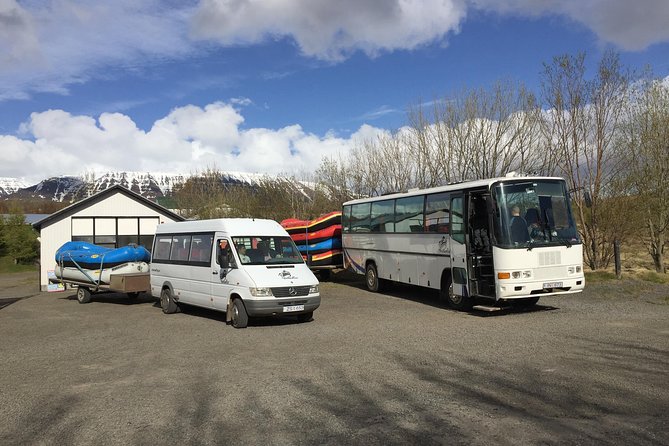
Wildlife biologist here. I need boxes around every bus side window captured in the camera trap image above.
[451,196,465,244]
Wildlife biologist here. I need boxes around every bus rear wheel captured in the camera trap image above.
[365,263,383,292]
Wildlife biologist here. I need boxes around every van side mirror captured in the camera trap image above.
[218,253,229,269]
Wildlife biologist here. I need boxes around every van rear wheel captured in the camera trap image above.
[231,298,248,328]
[160,288,179,314]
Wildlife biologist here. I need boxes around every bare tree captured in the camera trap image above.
[540,51,630,269]
[617,76,669,272]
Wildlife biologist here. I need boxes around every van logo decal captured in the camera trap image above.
[279,270,297,279]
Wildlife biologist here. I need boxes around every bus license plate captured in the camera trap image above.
[283,305,304,312]
[543,282,563,289]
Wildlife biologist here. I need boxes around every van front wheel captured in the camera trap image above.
[231,298,248,328]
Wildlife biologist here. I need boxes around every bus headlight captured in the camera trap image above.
[522,270,532,278]
[576,265,582,273]
[250,287,273,297]
[309,284,319,294]
[512,271,521,279]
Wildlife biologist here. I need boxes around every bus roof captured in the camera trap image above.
[155,218,288,237]
[342,175,567,206]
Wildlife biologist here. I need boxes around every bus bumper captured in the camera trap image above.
[496,277,585,300]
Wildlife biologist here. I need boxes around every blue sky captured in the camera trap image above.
[1,0,668,183]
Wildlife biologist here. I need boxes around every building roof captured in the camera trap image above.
[32,184,185,230]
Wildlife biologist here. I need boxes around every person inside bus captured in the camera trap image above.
[236,244,251,264]
[510,205,530,243]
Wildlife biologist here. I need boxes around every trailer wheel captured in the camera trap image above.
[127,292,139,300]
[77,287,91,304]
[318,269,331,281]
[160,288,179,314]
[231,298,248,328]
[365,263,383,292]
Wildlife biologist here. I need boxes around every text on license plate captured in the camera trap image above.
[543,282,563,288]
[283,305,305,312]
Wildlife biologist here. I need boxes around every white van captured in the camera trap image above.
[150,218,320,328]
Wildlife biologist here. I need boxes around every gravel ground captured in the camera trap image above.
[0,271,668,445]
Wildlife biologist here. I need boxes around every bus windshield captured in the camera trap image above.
[231,236,304,265]
[491,180,580,249]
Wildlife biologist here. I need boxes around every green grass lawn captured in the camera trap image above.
[0,256,37,274]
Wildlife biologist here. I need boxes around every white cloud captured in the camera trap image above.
[0,101,375,183]
[0,0,196,100]
[1,1,667,101]
[191,0,467,61]
[472,0,669,51]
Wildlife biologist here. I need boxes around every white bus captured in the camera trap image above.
[342,175,585,310]
[150,218,320,328]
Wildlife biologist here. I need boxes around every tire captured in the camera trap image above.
[160,288,179,314]
[318,270,331,281]
[77,287,91,304]
[365,263,382,292]
[511,297,540,308]
[297,311,313,323]
[127,292,139,300]
[440,275,472,311]
[231,298,248,328]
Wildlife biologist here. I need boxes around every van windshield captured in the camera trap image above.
[232,236,304,265]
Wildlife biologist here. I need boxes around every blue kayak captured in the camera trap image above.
[55,241,150,270]
[297,237,342,254]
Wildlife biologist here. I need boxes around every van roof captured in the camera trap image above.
[155,218,288,236]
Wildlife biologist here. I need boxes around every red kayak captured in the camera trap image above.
[282,211,342,235]
[290,225,342,244]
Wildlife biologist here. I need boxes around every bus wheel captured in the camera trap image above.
[160,288,179,314]
[77,287,91,304]
[231,298,248,329]
[441,277,472,311]
[366,263,382,292]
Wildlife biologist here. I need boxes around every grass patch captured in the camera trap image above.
[585,270,617,282]
[0,256,36,274]
[636,271,669,284]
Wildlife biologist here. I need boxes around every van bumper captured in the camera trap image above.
[244,295,321,317]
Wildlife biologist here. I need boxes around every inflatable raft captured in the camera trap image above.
[54,241,151,285]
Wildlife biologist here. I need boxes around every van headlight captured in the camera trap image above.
[250,287,273,297]
[309,284,319,294]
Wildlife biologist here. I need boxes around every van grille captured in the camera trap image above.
[271,286,311,298]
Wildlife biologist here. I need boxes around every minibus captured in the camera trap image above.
[151,218,320,328]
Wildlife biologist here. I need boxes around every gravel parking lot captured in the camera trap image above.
[1,271,668,445]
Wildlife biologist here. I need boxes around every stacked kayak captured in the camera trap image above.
[54,241,150,285]
[281,211,343,267]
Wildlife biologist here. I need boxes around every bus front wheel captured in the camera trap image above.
[441,275,472,311]
[365,263,383,292]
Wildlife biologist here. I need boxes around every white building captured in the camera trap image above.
[33,185,184,291]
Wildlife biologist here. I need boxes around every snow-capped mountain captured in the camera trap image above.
[0,177,29,196]
[2,171,296,202]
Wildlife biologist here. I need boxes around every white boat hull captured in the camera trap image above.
[54,262,150,285]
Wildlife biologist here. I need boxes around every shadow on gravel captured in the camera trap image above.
[59,292,156,306]
[335,275,561,316]
[173,302,313,328]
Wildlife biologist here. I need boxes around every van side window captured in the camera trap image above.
[217,239,237,268]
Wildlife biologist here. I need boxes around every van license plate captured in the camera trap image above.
[283,305,304,312]
[543,282,563,288]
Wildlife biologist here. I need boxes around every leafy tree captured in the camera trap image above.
[2,211,39,265]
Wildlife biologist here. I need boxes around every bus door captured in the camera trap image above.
[450,195,468,298]
[468,192,495,297]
